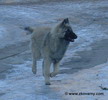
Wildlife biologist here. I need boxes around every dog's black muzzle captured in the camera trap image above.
[64,29,77,42]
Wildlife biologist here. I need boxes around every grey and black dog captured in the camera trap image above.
[25,18,77,85]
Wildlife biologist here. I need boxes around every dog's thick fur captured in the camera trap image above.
[25,18,77,85]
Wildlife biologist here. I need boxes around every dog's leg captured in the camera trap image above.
[43,59,51,85]
[31,39,37,74]
[32,56,37,74]
[50,62,60,77]
[42,60,44,76]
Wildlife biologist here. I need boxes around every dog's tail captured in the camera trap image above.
[24,26,34,33]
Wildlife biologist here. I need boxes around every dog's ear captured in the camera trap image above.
[60,18,69,27]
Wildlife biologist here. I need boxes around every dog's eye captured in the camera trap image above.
[64,29,68,32]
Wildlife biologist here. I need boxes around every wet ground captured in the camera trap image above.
[0,0,108,100]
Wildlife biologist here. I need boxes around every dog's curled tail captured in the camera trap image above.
[24,26,34,33]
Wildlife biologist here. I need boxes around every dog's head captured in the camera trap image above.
[58,18,77,42]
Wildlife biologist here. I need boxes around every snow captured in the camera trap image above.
[0,1,108,100]
[0,60,65,100]
[0,60,108,100]
[0,25,7,38]
[0,0,108,48]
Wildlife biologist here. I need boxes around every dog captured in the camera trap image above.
[25,18,77,85]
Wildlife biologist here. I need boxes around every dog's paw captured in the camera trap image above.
[50,72,56,77]
[43,73,44,77]
[32,69,36,74]
[45,82,51,85]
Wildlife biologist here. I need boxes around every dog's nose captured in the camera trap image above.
[74,34,77,39]
[75,35,77,39]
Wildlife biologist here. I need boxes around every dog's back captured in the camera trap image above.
[32,27,51,45]
[31,27,51,59]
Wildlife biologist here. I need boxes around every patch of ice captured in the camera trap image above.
[0,60,68,100]
[0,61,108,100]
[0,25,7,38]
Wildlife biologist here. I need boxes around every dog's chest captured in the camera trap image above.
[51,40,69,62]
